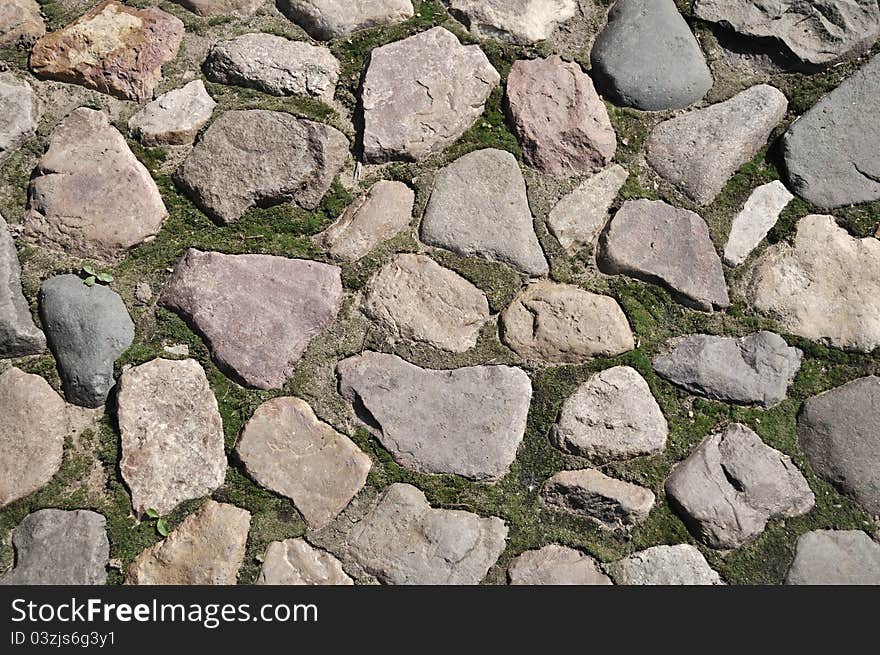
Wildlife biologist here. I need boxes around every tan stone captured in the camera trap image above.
[0,0,45,46]
[258,539,353,585]
[542,469,655,528]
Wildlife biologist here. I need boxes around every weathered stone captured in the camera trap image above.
[0,214,45,358]
[204,33,339,101]
[0,0,44,46]
[118,358,227,516]
[607,544,724,585]
[590,0,713,110]
[783,53,880,208]
[258,538,353,585]
[653,332,802,409]
[506,55,616,175]
[171,0,264,17]
[0,73,39,159]
[646,85,788,205]
[362,254,490,353]
[797,376,880,514]
[313,181,414,261]
[666,423,814,549]
[236,397,371,529]
[278,0,414,40]
[128,80,216,147]
[786,530,880,585]
[695,0,880,69]
[30,1,184,102]
[747,214,880,352]
[337,351,531,481]
[542,469,655,528]
[723,180,793,266]
[552,366,667,461]
[22,108,168,262]
[421,149,548,275]
[0,510,108,585]
[508,545,612,585]
[547,164,628,253]
[448,0,577,44]
[345,483,508,584]
[600,199,729,311]
[362,27,499,163]
[160,249,343,389]
[0,368,67,507]
[127,501,250,585]
[174,110,348,224]
[501,281,634,363]
[39,275,134,408]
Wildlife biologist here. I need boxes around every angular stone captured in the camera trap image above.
[345,483,508,584]
[421,149,548,275]
[0,510,108,585]
[501,281,634,363]
[30,1,184,102]
[362,254,490,353]
[747,215,880,352]
[666,423,814,549]
[552,366,667,461]
[170,0,264,17]
[127,501,250,585]
[0,0,45,46]
[783,54,880,208]
[786,530,880,585]
[129,80,216,147]
[797,376,880,514]
[313,180,414,261]
[695,0,880,69]
[236,397,371,529]
[723,180,793,266]
[258,538,353,585]
[653,332,802,409]
[448,0,577,44]
[118,358,227,516]
[278,0,414,40]
[160,249,343,389]
[507,55,616,175]
[508,545,612,585]
[362,27,500,163]
[0,214,45,358]
[646,85,788,205]
[607,544,724,585]
[590,0,713,110]
[600,199,729,311]
[204,33,339,102]
[174,110,348,224]
[542,469,655,528]
[337,351,531,481]
[22,107,168,262]
[547,164,628,253]
[0,368,67,507]
[0,73,40,159]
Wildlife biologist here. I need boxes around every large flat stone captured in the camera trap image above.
[129,80,216,147]
[0,213,45,358]
[786,530,880,585]
[723,180,793,266]
[607,544,724,585]
[0,72,40,160]
[258,538,353,585]
[448,0,577,44]
[0,0,45,46]
[542,469,655,528]
[507,544,612,585]
[278,0,414,40]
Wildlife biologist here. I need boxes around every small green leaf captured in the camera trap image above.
[96,272,114,283]
[84,276,96,287]
[156,518,169,537]
[145,508,159,519]
[82,264,96,276]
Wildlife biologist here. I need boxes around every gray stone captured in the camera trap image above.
[666,423,814,549]
[236,397,371,529]
[786,530,880,585]
[747,215,880,352]
[652,332,802,408]
[362,27,499,162]
[278,0,414,40]
[160,249,343,390]
[0,213,45,358]
[258,538,353,585]
[0,510,108,585]
[783,53,880,208]
[541,469,655,528]
[607,544,724,585]
[118,358,227,516]
[39,275,135,408]
[175,109,348,224]
[547,164,628,253]
[646,85,788,205]
[552,366,668,461]
[0,73,39,159]
[723,180,793,266]
[170,0,264,17]
[448,0,577,44]
[600,199,730,311]
[508,545,612,585]
[128,80,216,147]
[421,149,548,275]
[337,351,531,481]
[0,0,45,46]
[590,0,713,110]
[797,376,880,514]
[362,254,490,353]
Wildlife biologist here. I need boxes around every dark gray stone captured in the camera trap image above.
[786,530,880,585]
[0,213,45,357]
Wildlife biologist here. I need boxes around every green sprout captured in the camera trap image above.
[81,264,114,287]
[144,508,169,537]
